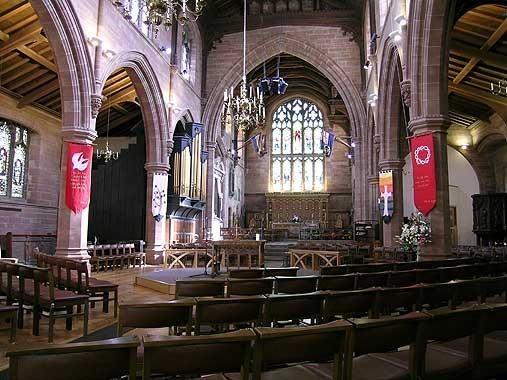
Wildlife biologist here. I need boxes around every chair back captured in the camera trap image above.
[323,289,378,320]
[416,268,442,284]
[345,312,429,380]
[377,286,422,315]
[354,272,389,289]
[227,278,274,296]
[7,336,139,380]
[264,267,298,277]
[320,266,348,276]
[195,296,265,334]
[142,330,255,380]
[418,283,452,309]
[229,269,264,279]
[274,276,318,294]
[264,293,324,325]
[317,275,355,291]
[423,306,483,343]
[252,320,351,380]
[346,263,393,274]
[388,270,418,287]
[117,301,194,336]
[175,279,225,299]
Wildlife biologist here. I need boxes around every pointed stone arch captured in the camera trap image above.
[97,51,170,166]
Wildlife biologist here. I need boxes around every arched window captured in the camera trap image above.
[271,98,324,192]
[181,26,191,80]
[0,119,30,199]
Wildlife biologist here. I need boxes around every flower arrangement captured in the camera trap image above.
[395,212,431,254]
[291,214,301,224]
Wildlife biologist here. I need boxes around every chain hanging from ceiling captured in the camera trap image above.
[221,0,265,133]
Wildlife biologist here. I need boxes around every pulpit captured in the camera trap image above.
[472,193,507,245]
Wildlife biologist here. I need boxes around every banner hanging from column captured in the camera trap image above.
[409,132,437,216]
[378,170,394,224]
[65,143,93,213]
[152,173,168,222]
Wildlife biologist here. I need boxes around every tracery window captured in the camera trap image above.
[271,98,324,192]
[0,119,30,199]
[181,26,191,80]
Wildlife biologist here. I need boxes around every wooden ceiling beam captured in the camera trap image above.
[0,23,42,55]
[16,45,57,72]
[452,17,507,85]
[102,87,137,109]
[18,73,56,95]
[3,14,38,34]
[9,68,49,90]
[0,29,9,41]
[17,79,59,108]
[450,41,507,67]
[0,2,32,24]
[112,104,129,114]
[449,82,507,108]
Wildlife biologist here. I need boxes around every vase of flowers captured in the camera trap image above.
[395,212,431,260]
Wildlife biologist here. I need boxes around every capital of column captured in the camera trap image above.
[206,141,217,151]
[409,115,451,135]
[378,159,404,171]
[61,127,97,145]
[367,175,379,185]
[144,162,170,174]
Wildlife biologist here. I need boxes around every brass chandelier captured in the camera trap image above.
[145,0,205,35]
[221,0,265,133]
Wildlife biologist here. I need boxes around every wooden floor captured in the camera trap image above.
[0,265,170,372]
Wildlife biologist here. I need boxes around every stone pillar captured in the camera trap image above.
[409,116,452,260]
[205,141,216,234]
[367,175,379,221]
[144,162,170,264]
[55,128,97,260]
[378,159,404,247]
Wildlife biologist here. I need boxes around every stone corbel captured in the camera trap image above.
[400,80,411,108]
[91,94,106,119]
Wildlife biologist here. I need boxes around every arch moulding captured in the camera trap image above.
[97,51,170,166]
[30,0,95,136]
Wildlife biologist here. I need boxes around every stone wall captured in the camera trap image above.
[0,94,61,235]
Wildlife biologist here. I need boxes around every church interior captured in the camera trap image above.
[0,0,507,378]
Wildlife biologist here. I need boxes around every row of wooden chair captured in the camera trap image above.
[87,243,145,272]
[124,276,507,336]
[0,261,88,342]
[319,256,484,275]
[33,251,119,317]
[176,263,507,299]
[8,304,507,380]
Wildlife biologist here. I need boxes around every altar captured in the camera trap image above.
[271,222,319,239]
[212,239,266,270]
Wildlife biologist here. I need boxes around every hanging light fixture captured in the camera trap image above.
[145,0,206,36]
[221,0,265,133]
[96,98,120,162]
[491,79,507,97]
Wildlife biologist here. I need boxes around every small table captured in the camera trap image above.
[0,305,17,343]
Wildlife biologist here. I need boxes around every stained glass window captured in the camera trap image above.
[0,120,30,199]
[271,98,324,192]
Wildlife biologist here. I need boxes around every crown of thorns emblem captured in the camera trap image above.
[414,145,431,165]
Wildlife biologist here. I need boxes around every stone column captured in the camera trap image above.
[409,116,451,260]
[205,141,216,234]
[144,162,170,264]
[378,159,404,247]
[367,175,379,221]
[55,128,97,260]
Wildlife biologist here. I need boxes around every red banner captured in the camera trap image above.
[65,143,93,213]
[410,133,437,216]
